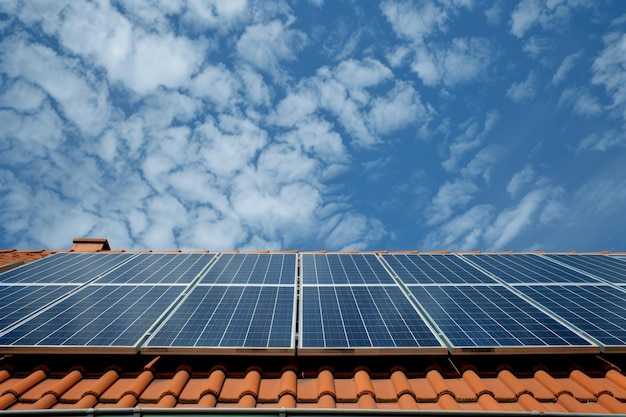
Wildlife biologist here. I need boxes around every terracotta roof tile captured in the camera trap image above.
[437,393,461,410]
[258,378,280,402]
[370,379,396,402]
[317,369,335,399]
[219,378,243,403]
[426,369,454,398]
[279,368,297,398]
[335,379,357,402]
[408,378,437,401]
[390,369,413,398]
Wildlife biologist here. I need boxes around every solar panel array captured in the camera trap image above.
[1,251,626,355]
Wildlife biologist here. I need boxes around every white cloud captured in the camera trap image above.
[319,212,386,251]
[442,110,499,172]
[382,1,493,87]
[0,105,65,155]
[237,65,272,106]
[0,36,111,137]
[553,50,583,84]
[558,87,602,117]
[279,117,348,164]
[485,189,547,250]
[522,36,554,58]
[510,0,542,38]
[506,71,538,103]
[181,0,248,32]
[55,1,206,94]
[592,31,626,119]
[334,58,392,90]
[236,19,307,76]
[271,88,319,127]
[460,144,502,182]
[412,37,493,87]
[368,81,430,135]
[507,164,535,198]
[578,130,626,152]
[484,1,503,26]
[386,46,412,67]
[190,64,241,109]
[510,0,594,38]
[422,204,493,250]
[0,79,46,111]
[572,176,626,216]
[380,0,447,44]
[426,179,479,226]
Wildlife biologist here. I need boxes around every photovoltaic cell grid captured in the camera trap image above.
[300,285,443,350]
[462,254,598,283]
[301,254,395,284]
[299,254,444,352]
[200,254,296,284]
[517,285,626,350]
[545,254,626,283]
[382,254,495,284]
[0,285,75,333]
[95,253,215,284]
[0,252,134,283]
[145,285,295,350]
[0,285,183,351]
[408,285,594,351]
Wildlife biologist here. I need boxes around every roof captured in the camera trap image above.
[1,241,626,414]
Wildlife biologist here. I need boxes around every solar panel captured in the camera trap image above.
[516,284,626,353]
[200,254,296,284]
[408,284,596,354]
[299,285,445,353]
[143,284,296,354]
[0,285,78,332]
[301,254,395,284]
[0,252,134,284]
[382,254,495,284]
[462,254,598,283]
[0,284,184,353]
[544,254,626,283]
[95,253,214,284]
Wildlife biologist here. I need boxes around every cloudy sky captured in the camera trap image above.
[1,1,625,252]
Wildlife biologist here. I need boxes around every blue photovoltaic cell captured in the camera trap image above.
[146,285,294,349]
[383,254,494,284]
[301,285,442,348]
[409,285,592,348]
[0,285,182,348]
[301,254,394,284]
[462,254,598,283]
[96,253,214,284]
[200,254,296,285]
[0,285,75,332]
[517,285,626,347]
[0,253,134,284]
[545,255,626,283]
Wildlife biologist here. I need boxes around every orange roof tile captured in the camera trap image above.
[3,353,626,413]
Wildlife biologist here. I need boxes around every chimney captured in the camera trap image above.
[70,238,111,252]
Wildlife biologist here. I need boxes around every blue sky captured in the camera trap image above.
[1,1,625,252]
